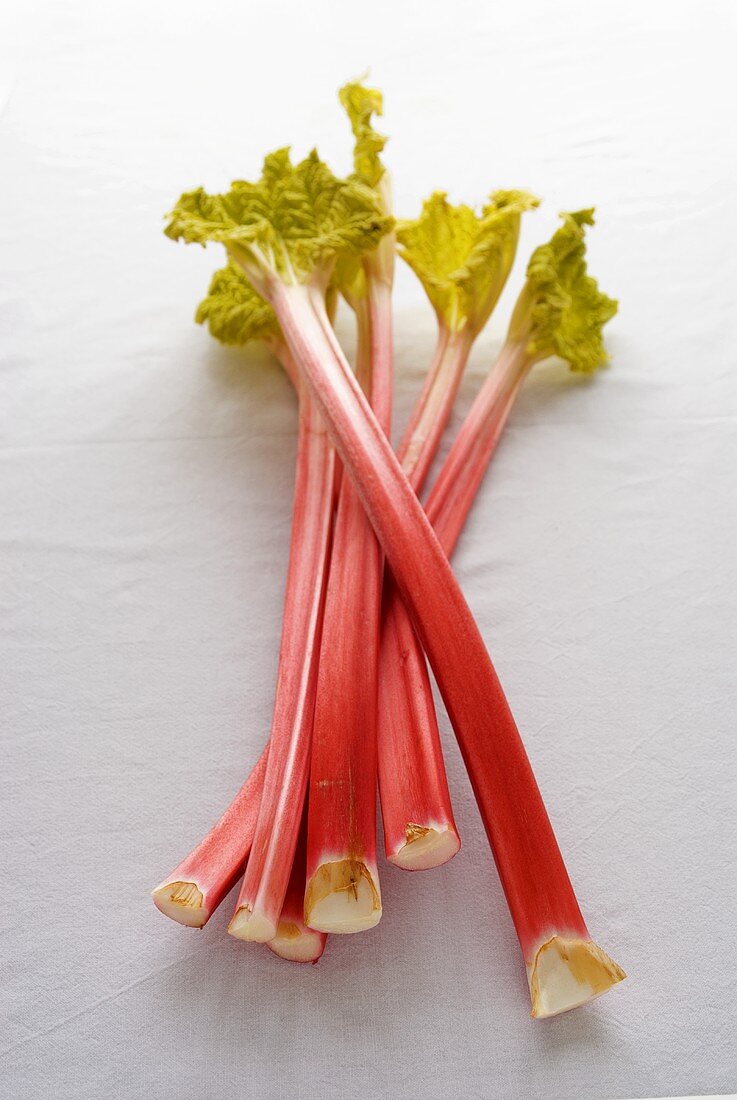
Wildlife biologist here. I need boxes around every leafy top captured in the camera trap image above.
[396,190,539,334]
[335,79,393,299]
[508,209,618,372]
[339,79,387,192]
[165,148,392,293]
[195,261,280,347]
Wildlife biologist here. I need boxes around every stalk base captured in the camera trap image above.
[528,936,626,1019]
[388,824,460,871]
[152,881,207,928]
[305,859,381,933]
[267,921,327,964]
[228,905,278,943]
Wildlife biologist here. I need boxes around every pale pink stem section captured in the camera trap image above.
[228,389,335,943]
[271,283,595,968]
[426,342,529,554]
[395,327,449,471]
[266,817,327,964]
[305,280,393,934]
[397,326,474,494]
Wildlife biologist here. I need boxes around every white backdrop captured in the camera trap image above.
[2,2,736,1098]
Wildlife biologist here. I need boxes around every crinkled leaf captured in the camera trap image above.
[195,261,280,347]
[396,190,538,333]
[334,79,394,300]
[339,79,387,192]
[509,209,618,372]
[165,148,392,286]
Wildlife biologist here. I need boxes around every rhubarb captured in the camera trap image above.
[165,150,624,1014]
[305,82,394,933]
[427,211,619,557]
[384,210,622,1014]
[154,254,337,938]
[379,189,538,871]
[396,190,538,489]
[166,149,390,943]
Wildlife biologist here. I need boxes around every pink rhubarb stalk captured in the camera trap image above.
[305,278,393,933]
[377,187,540,871]
[151,344,315,931]
[152,747,268,927]
[377,343,520,872]
[267,817,327,964]
[227,383,335,943]
[377,349,527,872]
[376,327,473,870]
[396,326,474,491]
[271,280,623,1016]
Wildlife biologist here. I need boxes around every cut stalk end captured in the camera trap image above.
[388,823,461,870]
[228,904,278,943]
[305,859,382,934]
[266,921,327,964]
[152,880,208,928]
[528,936,626,1019]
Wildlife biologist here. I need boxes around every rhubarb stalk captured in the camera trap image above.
[378,190,538,870]
[166,156,624,1014]
[305,82,395,933]
[305,283,393,933]
[152,272,331,929]
[383,209,622,1014]
[157,239,338,944]
[267,816,327,963]
[152,746,268,927]
[226,382,335,942]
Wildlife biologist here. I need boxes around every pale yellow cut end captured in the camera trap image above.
[389,823,461,871]
[152,880,208,928]
[529,936,626,1019]
[227,904,278,943]
[266,920,325,963]
[305,859,381,934]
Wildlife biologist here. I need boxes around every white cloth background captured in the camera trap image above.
[1,2,736,1098]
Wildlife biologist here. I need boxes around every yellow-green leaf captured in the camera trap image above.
[508,209,618,372]
[396,190,539,334]
[165,148,393,288]
[339,79,387,192]
[334,79,394,299]
[195,261,280,347]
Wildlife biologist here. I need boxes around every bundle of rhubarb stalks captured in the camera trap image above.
[153,80,625,1019]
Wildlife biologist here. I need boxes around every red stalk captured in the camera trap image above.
[377,345,530,874]
[377,326,473,870]
[151,316,465,906]
[376,593,459,870]
[397,326,474,493]
[152,346,333,933]
[227,386,335,943]
[269,281,623,1016]
[305,279,393,933]
[266,816,327,964]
